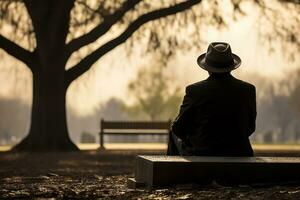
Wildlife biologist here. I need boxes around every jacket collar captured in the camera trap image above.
[207,73,234,80]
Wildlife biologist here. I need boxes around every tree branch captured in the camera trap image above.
[66,0,201,85]
[279,0,300,4]
[66,0,141,56]
[0,33,33,68]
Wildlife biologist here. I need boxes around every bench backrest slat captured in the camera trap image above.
[101,132,169,135]
[101,121,170,130]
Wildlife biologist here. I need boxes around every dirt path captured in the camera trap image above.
[1,150,300,199]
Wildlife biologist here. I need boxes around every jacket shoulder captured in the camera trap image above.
[186,80,209,93]
[233,78,256,90]
[187,79,211,88]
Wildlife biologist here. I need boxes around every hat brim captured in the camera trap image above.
[197,53,241,73]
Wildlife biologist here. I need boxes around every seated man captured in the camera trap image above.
[168,42,256,156]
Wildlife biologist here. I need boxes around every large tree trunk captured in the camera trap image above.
[12,1,78,151]
[13,66,78,151]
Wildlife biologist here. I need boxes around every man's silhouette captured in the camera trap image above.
[168,42,256,156]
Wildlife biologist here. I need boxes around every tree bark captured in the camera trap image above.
[13,65,78,151]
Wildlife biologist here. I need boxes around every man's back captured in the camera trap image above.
[171,73,256,156]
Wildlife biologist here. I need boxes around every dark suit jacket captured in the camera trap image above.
[171,73,256,156]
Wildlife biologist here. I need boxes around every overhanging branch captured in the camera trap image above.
[279,0,300,4]
[66,0,141,56]
[0,33,34,68]
[66,0,201,85]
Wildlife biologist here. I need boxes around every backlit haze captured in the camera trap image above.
[1,11,297,115]
[0,1,299,143]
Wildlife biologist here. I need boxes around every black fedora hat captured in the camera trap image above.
[197,42,241,73]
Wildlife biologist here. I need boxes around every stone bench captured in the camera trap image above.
[129,155,300,188]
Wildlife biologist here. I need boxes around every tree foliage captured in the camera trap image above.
[254,0,300,60]
[0,0,298,67]
[126,58,182,121]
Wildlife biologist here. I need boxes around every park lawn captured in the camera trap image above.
[2,143,300,152]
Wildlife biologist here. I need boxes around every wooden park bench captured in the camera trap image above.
[99,119,171,149]
[128,155,300,188]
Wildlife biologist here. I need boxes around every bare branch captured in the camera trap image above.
[66,0,141,56]
[279,0,300,4]
[0,33,33,67]
[65,0,201,85]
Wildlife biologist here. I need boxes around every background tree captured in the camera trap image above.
[286,69,300,140]
[97,98,129,121]
[265,85,296,142]
[0,97,30,144]
[289,70,300,116]
[0,0,299,151]
[126,58,182,121]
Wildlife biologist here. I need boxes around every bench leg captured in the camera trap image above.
[99,131,105,150]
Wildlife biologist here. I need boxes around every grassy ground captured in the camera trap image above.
[2,143,300,152]
[1,149,300,199]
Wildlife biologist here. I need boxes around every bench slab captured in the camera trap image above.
[134,156,300,188]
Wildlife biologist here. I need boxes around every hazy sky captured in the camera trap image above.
[0,1,299,116]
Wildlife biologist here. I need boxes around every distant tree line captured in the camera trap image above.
[2,66,300,145]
